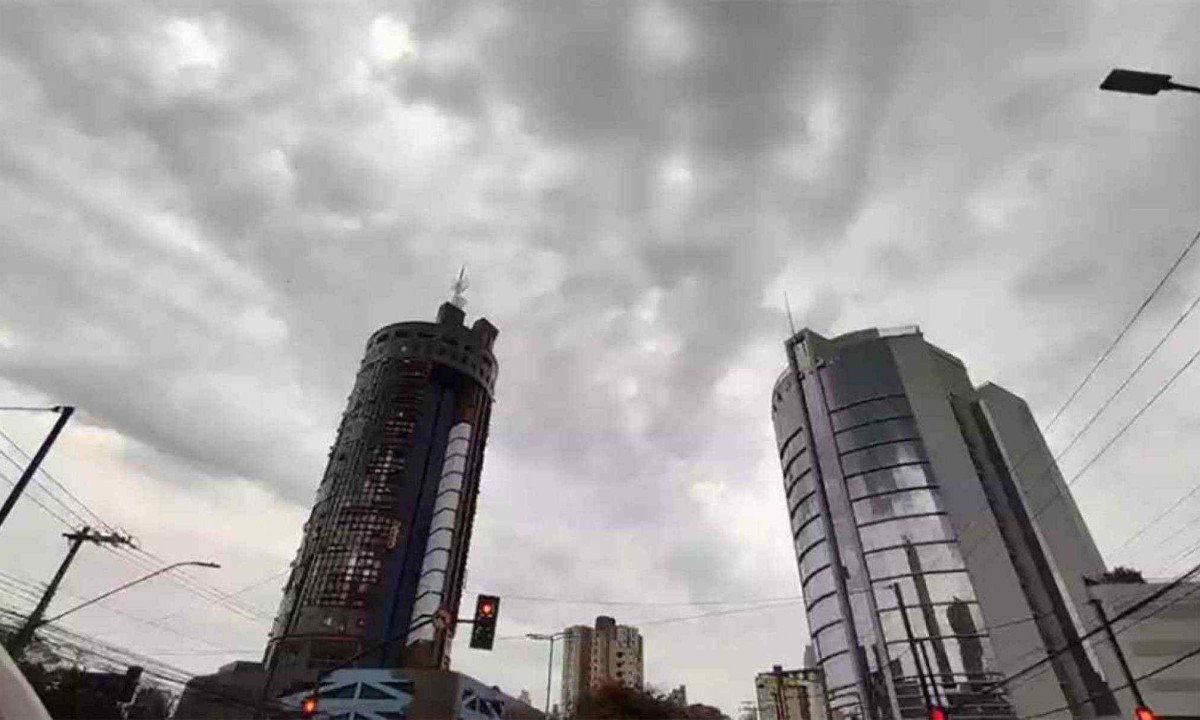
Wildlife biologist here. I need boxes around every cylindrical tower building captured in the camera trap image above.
[265,299,498,676]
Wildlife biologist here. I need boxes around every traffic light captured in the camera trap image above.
[929,705,949,720]
[300,695,319,718]
[469,594,500,650]
[1134,706,1157,720]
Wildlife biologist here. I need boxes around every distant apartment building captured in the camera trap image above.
[1087,579,1200,719]
[771,326,1118,720]
[560,616,645,716]
[756,665,826,720]
[667,684,689,707]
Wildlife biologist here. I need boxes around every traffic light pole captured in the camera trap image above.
[0,405,74,534]
[1089,598,1146,708]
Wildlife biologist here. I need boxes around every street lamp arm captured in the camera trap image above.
[38,560,220,626]
[1166,80,1200,94]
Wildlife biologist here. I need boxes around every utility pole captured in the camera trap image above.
[0,405,74,533]
[1089,597,1147,708]
[5,525,133,658]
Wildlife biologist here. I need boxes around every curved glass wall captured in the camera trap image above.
[774,331,1015,720]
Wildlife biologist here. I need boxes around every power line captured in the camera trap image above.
[0,426,117,533]
[950,224,1200,559]
[480,592,806,607]
[1109,477,1200,560]
[494,598,805,641]
[961,340,1200,571]
[1025,644,1200,720]
[1044,225,1200,433]
[1052,289,1200,465]
[0,466,78,530]
[975,560,1200,696]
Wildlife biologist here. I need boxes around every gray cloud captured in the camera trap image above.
[3,1,1200,715]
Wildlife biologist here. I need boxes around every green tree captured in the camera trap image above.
[1099,566,1146,584]
[576,683,685,718]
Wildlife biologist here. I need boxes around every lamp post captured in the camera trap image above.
[37,560,221,626]
[526,631,565,716]
[1100,68,1200,96]
[0,405,74,534]
[7,559,219,657]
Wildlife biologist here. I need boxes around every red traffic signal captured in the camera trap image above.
[929,705,949,720]
[470,594,500,650]
[1134,706,1156,720]
[300,695,318,718]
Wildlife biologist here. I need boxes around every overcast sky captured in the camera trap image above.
[1,0,1199,716]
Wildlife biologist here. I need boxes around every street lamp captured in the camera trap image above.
[526,631,565,716]
[1100,68,1200,96]
[37,560,220,626]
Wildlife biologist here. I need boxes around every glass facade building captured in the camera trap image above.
[771,328,1114,720]
[264,301,498,675]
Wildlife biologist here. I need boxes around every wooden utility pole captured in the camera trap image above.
[6,526,133,658]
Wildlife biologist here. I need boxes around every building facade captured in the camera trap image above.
[770,327,1116,720]
[560,617,644,716]
[756,665,826,720]
[264,299,498,677]
[1087,580,1200,719]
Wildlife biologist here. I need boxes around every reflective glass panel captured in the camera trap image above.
[791,489,819,526]
[883,636,998,680]
[800,540,830,578]
[852,489,943,525]
[846,464,934,499]
[841,441,927,476]
[804,565,837,600]
[878,601,986,644]
[830,396,912,432]
[865,542,965,581]
[873,571,977,609]
[820,651,858,693]
[807,593,841,632]
[836,417,921,454]
[858,514,956,552]
[816,621,850,658]
[795,515,825,551]
[785,447,813,480]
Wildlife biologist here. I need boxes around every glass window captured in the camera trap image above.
[807,593,841,632]
[786,469,816,507]
[830,396,911,431]
[836,417,921,454]
[878,600,986,644]
[883,636,998,680]
[846,463,933,499]
[841,441,927,476]
[794,515,825,552]
[785,448,813,482]
[803,565,837,600]
[820,651,859,694]
[874,571,977,609]
[799,540,830,578]
[858,514,956,552]
[790,490,819,526]
[815,621,849,658]
[852,489,943,525]
[865,542,965,581]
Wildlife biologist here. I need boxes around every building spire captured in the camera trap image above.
[450,265,469,309]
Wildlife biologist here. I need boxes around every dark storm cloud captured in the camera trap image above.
[3,1,1200,714]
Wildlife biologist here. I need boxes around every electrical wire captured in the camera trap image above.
[1044,225,1200,433]
[949,225,1200,559]
[960,340,1200,572]
[1108,477,1200,561]
[1025,644,1200,720]
[0,427,117,532]
[975,560,1200,697]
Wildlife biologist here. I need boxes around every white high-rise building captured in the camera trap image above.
[560,616,644,717]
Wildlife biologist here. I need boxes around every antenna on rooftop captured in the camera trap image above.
[450,265,469,309]
[783,291,797,337]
